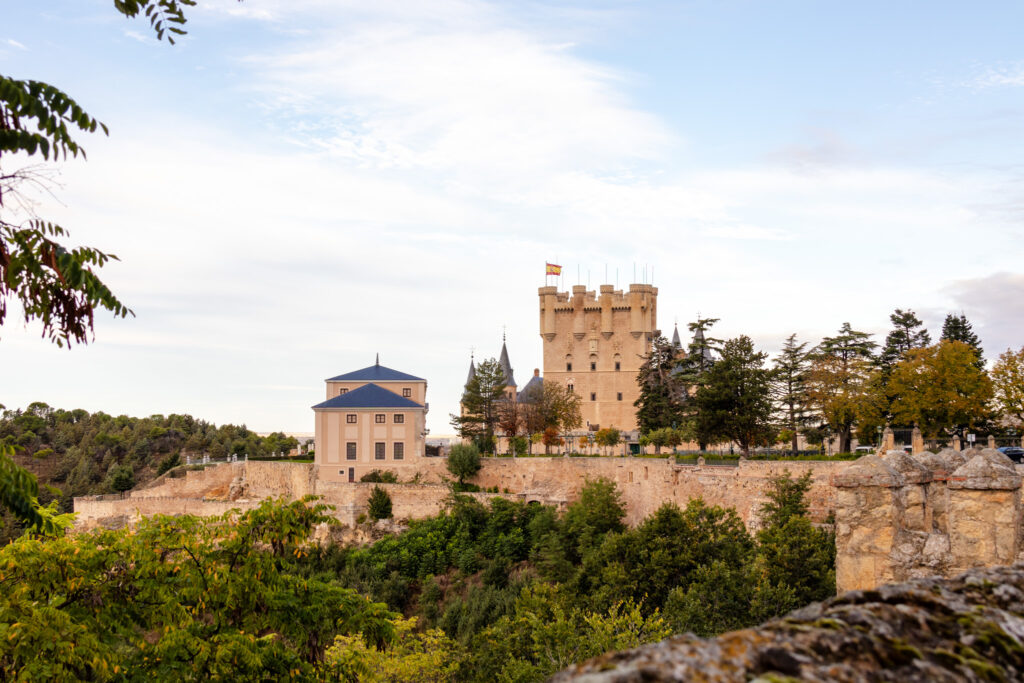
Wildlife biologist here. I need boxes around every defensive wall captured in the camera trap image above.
[833,447,1024,593]
[73,456,842,531]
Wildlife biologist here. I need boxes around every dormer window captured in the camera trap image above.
[339,388,348,394]
[402,388,412,397]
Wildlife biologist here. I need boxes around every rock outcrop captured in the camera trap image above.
[554,563,1024,682]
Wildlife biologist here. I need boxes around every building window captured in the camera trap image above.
[346,414,357,424]
[339,388,349,394]
[394,414,405,424]
[566,362,572,371]
[615,361,621,371]
[567,383,574,393]
[590,362,596,371]
[402,388,412,397]
[375,442,385,460]
[617,392,623,401]
[346,442,357,460]
[375,414,386,424]
[590,392,597,401]
[394,442,404,460]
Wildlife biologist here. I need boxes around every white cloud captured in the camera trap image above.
[6,38,27,50]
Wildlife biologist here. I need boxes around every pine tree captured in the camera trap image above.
[772,334,811,453]
[879,309,931,372]
[634,336,686,434]
[807,323,877,453]
[940,313,984,369]
[693,336,774,456]
[450,358,506,453]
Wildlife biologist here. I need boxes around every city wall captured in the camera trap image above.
[833,447,1024,593]
[74,456,842,532]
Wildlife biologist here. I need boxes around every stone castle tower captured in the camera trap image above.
[538,283,658,432]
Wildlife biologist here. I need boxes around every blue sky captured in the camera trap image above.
[2,0,1023,435]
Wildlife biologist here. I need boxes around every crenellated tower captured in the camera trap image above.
[538,283,658,432]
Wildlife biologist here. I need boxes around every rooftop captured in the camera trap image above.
[312,383,425,410]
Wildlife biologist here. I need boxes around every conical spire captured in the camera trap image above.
[671,323,681,349]
[498,339,516,387]
[465,354,476,388]
[375,352,380,366]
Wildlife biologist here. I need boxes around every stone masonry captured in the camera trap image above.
[834,447,1023,593]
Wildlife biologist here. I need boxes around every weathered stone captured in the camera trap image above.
[949,455,1022,491]
[554,563,1024,682]
[882,450,932,485]
[913,450,949,479]
[940,447,969,472]
[980,447,1017,470]
[833,454,905,488]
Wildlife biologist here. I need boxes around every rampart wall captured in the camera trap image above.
[74,455,842,532]
[833,447,1024,593]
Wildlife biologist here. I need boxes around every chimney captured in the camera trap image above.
[534,368,540,377]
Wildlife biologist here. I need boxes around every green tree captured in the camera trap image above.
[941,313,985,369]
[367,485,394,521]
[594,427,621,456]
[693,336,774,456]
[772,334,812,454]
[807,322,877,453]
[887,340,995,437]
[634,335,685,434]
[879,308,932,373]
[451,358,507,453]
[447,443,482,485]
[105,463,135,492]
[992,346,1024,427]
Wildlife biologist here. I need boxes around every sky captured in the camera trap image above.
[2,0,1023,435]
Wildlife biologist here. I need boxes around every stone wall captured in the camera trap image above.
[834,447,1023,593]
[74,455,842,532]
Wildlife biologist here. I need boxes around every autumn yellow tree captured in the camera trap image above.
[887,340,994,437]
[992,347,1024,428]
[806,324,877,452]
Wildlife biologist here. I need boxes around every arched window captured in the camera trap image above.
[566,354,573,372]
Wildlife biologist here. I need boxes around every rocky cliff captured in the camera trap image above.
[554,563,1024,682]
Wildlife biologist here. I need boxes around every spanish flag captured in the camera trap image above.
[546,262,562,276]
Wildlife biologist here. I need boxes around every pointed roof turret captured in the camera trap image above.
[671,323,682,349]
[692,327,715,363]
[465,354,476,388]
[498,338,517,387]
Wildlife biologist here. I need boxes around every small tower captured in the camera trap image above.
[498,333,517,400]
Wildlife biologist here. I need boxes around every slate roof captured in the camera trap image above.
[465,357,476,388]
[312,383,424,410]
[327,364,425,382]
[498,341,517,387]
[518,374,543,402]
[671,324,682,349]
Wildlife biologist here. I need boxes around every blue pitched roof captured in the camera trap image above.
[327,364,425,382]
[312,383,424,410]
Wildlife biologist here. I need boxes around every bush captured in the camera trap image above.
[106,464,135,492]
[156,453,181,476]
[367,486,393,520]
[447,443,481,484]
[361,469,398,483]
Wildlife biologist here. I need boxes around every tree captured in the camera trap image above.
[594,427,621,456]
[495,399,521,455]
[367,485,394,521]
[772,334,812,453]
[693,336,774,456]
[879,308,931,373]
[450,358,506,453]
[941,313,984,369]
[634,335,685,434]
[806,323,877,453]
[887,340,995,437]
[992,347,1024,427]
[446,443,481,485]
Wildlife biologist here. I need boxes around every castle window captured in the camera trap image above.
[346,414,357,424]
[402,388,412,397]
[590,362,596,371]
[615,361,621,371]
[590,392,596,401]
[346,442,357,460]
[394,443,404,460]
[567,362,572,371]
[394,414,405,424]
[375,442,385,460]
[375,414,386,424]
[567,383,574,393]
[617,392,623,401]
[339,388,348,394]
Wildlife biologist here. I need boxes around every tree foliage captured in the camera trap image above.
[368,485,394,521]
[451,358,507,452]
[447,443,482,485]
[772,333,812,453]
[693,335,774,455]
[806,323,877,452]
[887,340,995,437]
[941,313,984,369]
[992,346,1024,427]
[878,308,931,372]
[634,335,685,434]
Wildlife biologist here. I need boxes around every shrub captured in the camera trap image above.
[447,443,481,484]
[156,453,181,476]
[367,486,393,520]
[361,469,398,483]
